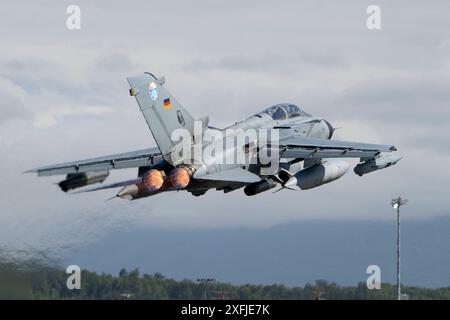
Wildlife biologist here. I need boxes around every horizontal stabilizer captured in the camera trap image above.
[71,178,142,194]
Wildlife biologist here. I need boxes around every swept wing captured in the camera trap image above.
[27,147,162,176]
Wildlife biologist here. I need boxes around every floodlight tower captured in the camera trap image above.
[197,278,217,300]
[391,196,408,300]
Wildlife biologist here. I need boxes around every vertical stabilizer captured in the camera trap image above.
[127,73,195,162]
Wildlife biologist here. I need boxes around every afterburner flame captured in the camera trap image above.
[170,167,190,189]
[142,169,164,191]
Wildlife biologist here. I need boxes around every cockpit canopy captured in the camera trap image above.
[258,103,310,120]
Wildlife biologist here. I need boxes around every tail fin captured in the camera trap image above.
[127,73,195,162]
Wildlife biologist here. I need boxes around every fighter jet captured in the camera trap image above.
[27,72,402,200]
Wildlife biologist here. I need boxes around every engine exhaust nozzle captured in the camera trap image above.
[142,169,165,191]
[170,167,191,189]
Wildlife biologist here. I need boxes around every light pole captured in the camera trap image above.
[391,196,408,300]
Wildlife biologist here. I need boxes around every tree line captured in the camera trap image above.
[1,262,449,300]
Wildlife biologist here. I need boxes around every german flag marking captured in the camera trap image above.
[164,98,171,110]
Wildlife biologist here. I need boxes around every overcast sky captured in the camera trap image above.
[1,1,449,256]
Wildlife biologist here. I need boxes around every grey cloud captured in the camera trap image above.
[0,78,28,125]
[335,77,450,125]
[186,50,345,73]
[296,73,450,127]
[403,127,450,155]
[1,58,75,95]
[0,54,135,113]
[93,53,134,72]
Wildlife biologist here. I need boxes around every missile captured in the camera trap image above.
[354,153,402,176]
[117,184,139,200]
[117,182,166,200]
[284,160,350,190]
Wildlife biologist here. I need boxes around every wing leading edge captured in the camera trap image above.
[277,135,396,160]
[27,147,162,176]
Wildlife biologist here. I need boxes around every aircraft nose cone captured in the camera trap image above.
[391,155,403,164]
